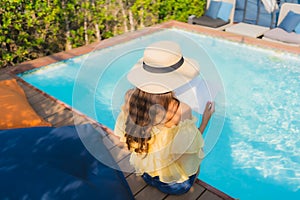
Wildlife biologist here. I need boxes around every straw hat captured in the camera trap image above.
[127,41,200,94]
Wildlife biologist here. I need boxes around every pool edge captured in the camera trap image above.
[6,20,299,200]
[9,20,300,75]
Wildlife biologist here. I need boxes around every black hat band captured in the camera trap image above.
[143,57,184,73]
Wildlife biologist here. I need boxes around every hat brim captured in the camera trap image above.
[127,57,200,94]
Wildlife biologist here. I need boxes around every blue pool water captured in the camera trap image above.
[20,29,300,199]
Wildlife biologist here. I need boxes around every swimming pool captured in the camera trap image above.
[19,28,300,200]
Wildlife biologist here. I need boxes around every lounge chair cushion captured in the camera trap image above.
[294,22,300,33]
[217,2,233,22]
[263,27,300,44]
[0,79,51,129]
[278,11,300,32]
[205,1,221,19]
[0,124,134,199]
[192,15,229,28]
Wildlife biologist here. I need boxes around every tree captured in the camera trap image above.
[0,0,206,68]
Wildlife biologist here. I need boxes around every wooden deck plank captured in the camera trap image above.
[25,90,49,105]
[53,116,75,127]
[74,116,92,125]
[34,102,64,119]
[124,172,133,178]
[135,185,168,200]
[92,125,108,138]
[165,183,206,200]
[8,19,299,200]
[1,64,235,200]
[22,85,233,200]
[45,108,74,125]
[109,144,131,163]
[0,74,12,80]
[196,180,234,200]
[35,100,65,116]
[102,134,119,150]
[126,173,147,195]
[117,154,135,174]
[24,89,41,99]
[27,91,49,105]
[18,81,40,95]
[197,190,224,200]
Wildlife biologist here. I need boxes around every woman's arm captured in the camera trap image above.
[198,101,215,134]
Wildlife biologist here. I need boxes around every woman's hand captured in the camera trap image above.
[198,101,215,134]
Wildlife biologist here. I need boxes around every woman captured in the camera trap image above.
[114,41,215,195]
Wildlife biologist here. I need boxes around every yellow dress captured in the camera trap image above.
[114,108,204,183]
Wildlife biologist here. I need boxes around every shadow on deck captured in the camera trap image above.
[0,73,234,200]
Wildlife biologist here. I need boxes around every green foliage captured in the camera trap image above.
[0,0,206,68]
[159,0,206,22]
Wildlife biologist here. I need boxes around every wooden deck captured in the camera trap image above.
[2,20,300,199]
[0,72,234,200]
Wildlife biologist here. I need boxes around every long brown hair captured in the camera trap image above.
[125,88,179,154]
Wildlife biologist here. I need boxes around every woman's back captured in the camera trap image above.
[114,88,204,183]
[113,41,214,195]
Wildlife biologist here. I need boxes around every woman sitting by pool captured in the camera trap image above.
[114,41,215,195]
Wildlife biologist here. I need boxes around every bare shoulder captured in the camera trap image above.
[164,100,192,127]
[178,101,192,121]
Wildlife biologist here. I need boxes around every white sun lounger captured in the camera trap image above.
[225,22,270,38]
[262,3,300,45]
[189,0,236,30]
